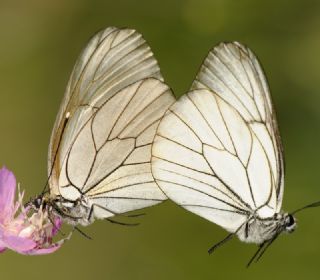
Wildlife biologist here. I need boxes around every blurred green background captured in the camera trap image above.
[1,0,320,279]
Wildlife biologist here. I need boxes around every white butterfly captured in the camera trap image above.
[152,42,318,264]
[36,27,175,226]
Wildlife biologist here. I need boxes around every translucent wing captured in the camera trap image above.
[49,27,163,183]
[152,42,284,232]
[192,42,284,210]
[48,27,175,224]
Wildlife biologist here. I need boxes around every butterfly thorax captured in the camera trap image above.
[50,195,93,226]
[31,193,93,227]
[237,213,296,244]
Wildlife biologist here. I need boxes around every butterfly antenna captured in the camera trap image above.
[291,201,320,215]
[247,199,320,267]
[41,112,70,195]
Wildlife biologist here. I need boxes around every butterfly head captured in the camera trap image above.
[30,192,51,210]
[245,213,297,267]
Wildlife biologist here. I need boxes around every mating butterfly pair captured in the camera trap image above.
[35,27,318,265]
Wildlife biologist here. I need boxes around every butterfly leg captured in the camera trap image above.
[88,203,140,226]
[246,242,265,268]
[245,214,256,239]
[73,226,92,240]
[208,219,250,254]
[208,232,234,254]
[126,213,146,218]
[245,222,249,238]
[106,212,146,226]
[106,218,139,227]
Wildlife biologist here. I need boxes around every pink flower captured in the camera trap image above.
[0,167,63,255]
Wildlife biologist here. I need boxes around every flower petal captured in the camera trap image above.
[2,233,36,253]
[0,238,7,253]
[0,247,7,253]
[52,217,62,236]
[0,167,16,218]
[23,244,62,255]
[0,168,66,255]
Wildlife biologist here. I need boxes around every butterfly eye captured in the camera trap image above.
[285,215,296,233]
[287,215,295,226]
[33,197,42,208]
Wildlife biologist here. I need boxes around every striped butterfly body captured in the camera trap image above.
[37,27,175,226]
[152,42,297,262]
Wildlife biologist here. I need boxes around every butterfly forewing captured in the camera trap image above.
[48,27,175,224]
[192,42,284,210]
[49,27,163,191]
[152,42,284,233]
